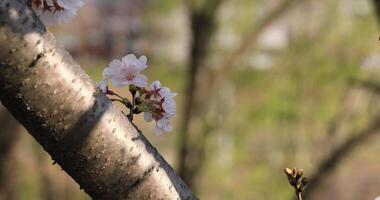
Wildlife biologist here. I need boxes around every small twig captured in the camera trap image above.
[110,98,124,104]
[284,167,308,200]
[112,92,125,100]
[127,90,136,121]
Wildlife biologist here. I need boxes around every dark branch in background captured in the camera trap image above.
[0,0,197,199]
[371,0,380,25]
[0,106,20,200]
[209,0,305,119]
[303,79,380,199]
[351,78,380,95]
[221,0,300,71]
[178,0,224,189]
[178,0,306,190]
[304,1,380,198]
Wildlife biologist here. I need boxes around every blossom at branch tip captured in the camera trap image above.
[29,0,85,25]
[98,54,148,93]
[143,81,177,135]
[97,80,108,94]
[97,55,176,135]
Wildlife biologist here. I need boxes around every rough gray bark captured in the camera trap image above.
[0,0,197,199]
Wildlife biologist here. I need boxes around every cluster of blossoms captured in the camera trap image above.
[28,0,85,25]
[98,54,177,135]
[28,1,176,135]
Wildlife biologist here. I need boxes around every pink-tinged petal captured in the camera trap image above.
[121,80,134,86]
[154,126,164,135]
[163,101,176,115]
[103,67,114,79]
[144,112,153,122]
[159,87,175,98]
[124,64,140,76]
[157,118,167,127]
[156,118,173,133]
[122,54,138,66]
[98,80,108,93]
[163,123,173,132]
[149,80,161,91]
[112,77,128,87]
[108,59,122,70]
[103,59,122,79]
[137,55,148,70]
[57,0,85,9]
[132,75,148,87]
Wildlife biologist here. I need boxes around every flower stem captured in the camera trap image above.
[297,192,302,200]
[127,92,135,121]
[110,98,124,104]
[112,92,124,100]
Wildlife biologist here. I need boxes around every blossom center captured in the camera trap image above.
[126,73,134,81]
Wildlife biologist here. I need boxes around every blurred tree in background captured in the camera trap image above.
[1,0,380,199]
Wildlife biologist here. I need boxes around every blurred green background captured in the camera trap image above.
[1,0,380,199]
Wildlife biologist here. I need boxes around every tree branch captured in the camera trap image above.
[371,0,380,25]
[0,0,197,199]
[303,114,380,198]
[178,0,223,188]
[0,105,20,199]
[303,79,380,199]
[178,0,303,189]
[351,78,380,95]
[221,0,300,71]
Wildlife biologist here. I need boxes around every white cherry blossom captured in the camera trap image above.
[97,54,175,135]
[111,54,148,88]
[155,117,173,135]
[29,0,85,25]
[143,81,176,135]
[98,54,148,93]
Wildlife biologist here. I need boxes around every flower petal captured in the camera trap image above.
[159,87,175,98]
[163,99,176,115]
[103,59,122,79]
[154,126,164,135]
[163,123,173,132]
[144,112,153,122]
[156,118,173,133]
[132,74,148,87]
[98,80,108,93]
[137,55,148,70]
[112,77,128,87]
[122,54,138,66]
[150,80,161,91]
[109,59,122,70]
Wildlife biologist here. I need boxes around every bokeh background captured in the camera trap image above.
[1,0,380,199]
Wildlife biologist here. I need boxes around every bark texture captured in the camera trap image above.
[0,0,197,199]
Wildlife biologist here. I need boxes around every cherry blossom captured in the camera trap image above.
[29,0,85,25]
[98,54,176,135]
[99,54,148,91]
[143,81,177,135]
